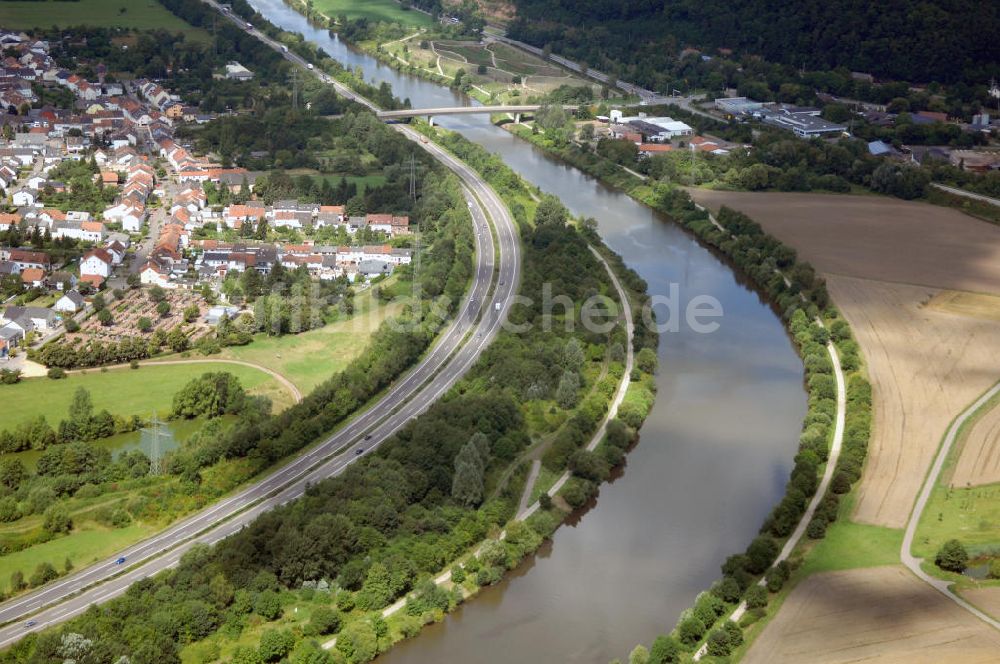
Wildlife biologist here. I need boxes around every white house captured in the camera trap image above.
[121,205,145,233]
[139,260,172,288]
[80,248,113,279]
[11,189,35,207]
[53,289,85,313]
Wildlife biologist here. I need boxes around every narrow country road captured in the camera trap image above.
[517,460,542,515]
[930,182,1000,208]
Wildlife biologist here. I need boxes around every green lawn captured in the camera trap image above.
[800,519,904,574]
[315,0,433,27]
[219,289,402,393]
[914,482,1000,559]
[312,173,388,194]
[0,0,210,38]
[0,522,158,595]
[913,387,1000,560]
[0,363,291,432]
[283,168,387,195]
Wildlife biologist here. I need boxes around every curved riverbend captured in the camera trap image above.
[249,2,807,660]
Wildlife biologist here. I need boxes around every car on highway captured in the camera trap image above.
[246,22,253,30]
[364,434,372,440]
[282,45,288,52]
[307,63,314,70]
[114,556,126,565]
[24,621,36,629]
[355,448,364,456]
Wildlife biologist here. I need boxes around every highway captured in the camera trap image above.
[0,3,521,647]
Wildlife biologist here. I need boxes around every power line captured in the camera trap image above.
[289,68,300,109]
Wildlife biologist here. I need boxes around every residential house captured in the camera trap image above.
[5,248,49,271]
[80,247,113,282]
[19,266,44,287]
[47,270,76,291]
[11,188,34,206]
[53,289,84,313]
[2,305,58,331]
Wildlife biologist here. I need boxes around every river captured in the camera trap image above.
[246,2,807,660]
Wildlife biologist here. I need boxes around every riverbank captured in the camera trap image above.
[492,118,880,661]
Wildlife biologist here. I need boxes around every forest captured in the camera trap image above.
[508,0,998,88]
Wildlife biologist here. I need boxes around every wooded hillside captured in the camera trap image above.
[508,0,999,86]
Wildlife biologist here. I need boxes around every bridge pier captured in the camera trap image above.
[427,116,434,127]
[514,112,521,124]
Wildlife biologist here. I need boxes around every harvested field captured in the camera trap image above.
[963,587,1000,622]
[926,290,1000,323]
[743,566,1000,664]
[689,190,1000,528]
[828,276,1000,527]
[953,394,1000,487]
[689,190,1000,293]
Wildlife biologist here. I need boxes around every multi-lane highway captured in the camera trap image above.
[0,6,520,647]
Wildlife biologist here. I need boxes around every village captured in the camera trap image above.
[0,29,413,371]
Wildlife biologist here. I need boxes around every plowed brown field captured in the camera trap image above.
[688,190,1000,661]
[689,190,1000,526]
[743,566,1000,664]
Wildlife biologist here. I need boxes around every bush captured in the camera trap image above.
[42,504,72,534]
[335,592,355,612]
[254,590,282,620]
[935,539,969,573]
[29,562,58,588]
[830,470,852,494]
[745,536,779,574]
[712,576,742,604]
[744,584,768,609]
[677,616,706,646]
[64,318,79,333]
[47,367,66,380]
[806,517,827,539]
[258,629,294,662]
[648,634,680,663]
[765,561,790,592]
[561,478,594,509]
[988,558,1000,580]
[705,628,732,657]
[722,620,743,647]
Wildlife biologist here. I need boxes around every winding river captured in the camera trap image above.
[247,2,807,660]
